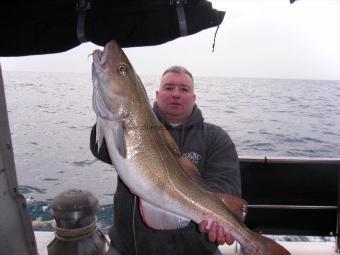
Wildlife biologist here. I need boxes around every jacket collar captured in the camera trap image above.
[153,102,204,128]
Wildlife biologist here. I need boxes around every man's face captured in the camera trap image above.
[156,71,196,124]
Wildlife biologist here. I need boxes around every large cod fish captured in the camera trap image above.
[91,40,291,255]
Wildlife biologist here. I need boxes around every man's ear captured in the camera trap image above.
[156,90,159,100]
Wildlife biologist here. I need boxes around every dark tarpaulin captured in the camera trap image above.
[0,0,225,57]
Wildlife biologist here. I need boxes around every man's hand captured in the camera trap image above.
[199,220,235,245]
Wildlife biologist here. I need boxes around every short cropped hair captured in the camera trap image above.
[161,66,194,83]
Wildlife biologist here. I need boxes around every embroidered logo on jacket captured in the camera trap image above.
[182,152,201,165]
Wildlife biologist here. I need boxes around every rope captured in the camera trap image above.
[32,219,54,228]
[52,219,98,242]
[212,25,220,52]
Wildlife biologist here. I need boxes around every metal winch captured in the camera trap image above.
[47,189,107,255]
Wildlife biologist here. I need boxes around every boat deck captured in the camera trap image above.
[35,231,339,255]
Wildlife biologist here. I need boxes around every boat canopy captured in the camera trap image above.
[0,0,225,57]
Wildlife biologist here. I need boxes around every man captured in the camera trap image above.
[90,66,241,255]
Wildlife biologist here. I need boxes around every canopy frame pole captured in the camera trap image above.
[0,64,38,255]
[76,0,91,43]
[174,0,188,36]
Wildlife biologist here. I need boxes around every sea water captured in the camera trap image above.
[2,71,340,234]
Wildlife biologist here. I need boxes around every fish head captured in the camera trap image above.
[92,40,142,121]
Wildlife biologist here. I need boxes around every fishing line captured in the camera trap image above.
[132,196,139,255]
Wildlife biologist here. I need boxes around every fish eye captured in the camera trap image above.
[118,64,128,76]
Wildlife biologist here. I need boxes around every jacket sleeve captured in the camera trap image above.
[203,124,241,196]
[90,124,112,165]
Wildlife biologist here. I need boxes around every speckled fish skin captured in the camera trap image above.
[91,40,291,255]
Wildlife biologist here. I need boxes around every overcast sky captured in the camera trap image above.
[1,0,340,80]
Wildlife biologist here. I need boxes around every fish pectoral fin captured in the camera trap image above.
[96,119,105,153]
[160,124,206,187]
[213,193,248,222]
[112,120,127,158]
[97,117,127,159]
[96,117,126,157]
[139,199,190,230]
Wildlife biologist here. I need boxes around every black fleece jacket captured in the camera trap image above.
[90,103,241,255]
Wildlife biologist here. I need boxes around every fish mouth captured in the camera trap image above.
[91,44,113,120]
[101,40,121,66]
[92,49,103,70]
[91,40,128,121]
[92,49,103,85]
[93,40,120,67]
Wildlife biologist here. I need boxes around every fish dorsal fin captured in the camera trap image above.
[160,124,204,184]
[213,193,248,222]
[176,156,208,187]
[160,124,181,156]
[139,199,191,230]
